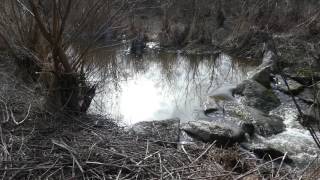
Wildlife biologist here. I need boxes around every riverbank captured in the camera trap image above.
[0,49,319,179]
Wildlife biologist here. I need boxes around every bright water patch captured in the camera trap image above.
[146,42,160,49]
[89,48,257,125]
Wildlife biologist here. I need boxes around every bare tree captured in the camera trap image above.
[0,0,136,114]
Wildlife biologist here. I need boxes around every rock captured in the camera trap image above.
[204,108,219,115]
[182,120,245,146]
[274,75,304,95]
[204,100,285,137]
[198,108,255,137]
[246,108,285,136]
[235,80,281,113]
[298,88,320,105]
[131,118,180,146]
[283,67,320,85]
[205,85,237,115]
[203,99,220,115]
[248,45,282,88]
[225,103,285,137]
[261,45,279,71]
[249,64,272,88]
[302,104,320,127]
[207,85,237,108]
[242,143,293,164]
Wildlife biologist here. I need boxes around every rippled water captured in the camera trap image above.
[267,91,320,166]
[88,45,258,125]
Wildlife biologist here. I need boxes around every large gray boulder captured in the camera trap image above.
[235,79,281,113]
[224,102,285,137]
[182,120,245,146]
[249,65,272,88]
[204,100,285,137]
[249,48,279,88]
[131,118,180,145]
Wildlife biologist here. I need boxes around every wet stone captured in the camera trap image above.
[249,64,272,88]
[131,118,180,146]
[227,104,285,137]
[182,120,245,146]
[274,75,304,95]
[235,79,281,113]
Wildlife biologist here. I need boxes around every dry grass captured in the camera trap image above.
[0,114,304,180]
[0,52,318,180]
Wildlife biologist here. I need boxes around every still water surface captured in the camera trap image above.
[89,45,258,125]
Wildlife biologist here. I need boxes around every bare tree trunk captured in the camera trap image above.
[29,0,82,113]
[182,0,198,45]
[1,0,129,114]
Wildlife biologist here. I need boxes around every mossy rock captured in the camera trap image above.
[224,103,285,137]
[235,79,281,113]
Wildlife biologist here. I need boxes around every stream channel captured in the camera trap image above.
[89,43,319,167]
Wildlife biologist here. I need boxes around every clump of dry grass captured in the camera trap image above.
[0,115,303,180]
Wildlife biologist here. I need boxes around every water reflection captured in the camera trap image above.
[88,47,258,125]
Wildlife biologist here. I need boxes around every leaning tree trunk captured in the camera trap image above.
[59,73,81,113]
[29,0,94,114]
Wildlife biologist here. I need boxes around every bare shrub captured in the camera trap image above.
[0,0,139,114]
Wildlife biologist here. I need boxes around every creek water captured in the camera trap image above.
[88,43,319,167]
[89,43,258,125]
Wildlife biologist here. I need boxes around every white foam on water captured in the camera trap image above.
[265,104,319,166]
[146,42,160,49]
[263,128,319,166]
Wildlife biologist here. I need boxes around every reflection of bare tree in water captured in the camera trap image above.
[157,53,180,83]
[85,50,120,85]
[206,54,257,92]
[87,47,258,122]
[183,55,204,104]
[83,49,124,114]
